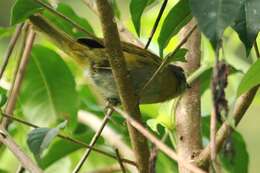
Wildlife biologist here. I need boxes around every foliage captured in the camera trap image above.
[0,0,260,172]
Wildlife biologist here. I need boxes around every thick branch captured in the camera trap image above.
[0,128,43,173]
[95,1,150,173]
[175,19,203,173]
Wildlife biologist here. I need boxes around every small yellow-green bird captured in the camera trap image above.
[29,15,188,104]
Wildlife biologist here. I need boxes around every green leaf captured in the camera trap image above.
[220,132,249,173]
[0,27,15,38]
[11,0,43,25]
[158,0,192,56]
[43,3,94,39]
[20,45,79,129]
[156,152,178,173]
[27,127,50,159]
[130,0,150,36]
[237,59,260,96]
[78,85,102,113]
[109,0,121,19]
[146,119,160,134]
[27,121,67,159]
[189,0,243,49]
[38,130,97,168]
[165,48,188,63]
[0,169,9,173]
[233,0,260,56]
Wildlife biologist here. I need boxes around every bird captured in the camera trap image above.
[28,14,188,104]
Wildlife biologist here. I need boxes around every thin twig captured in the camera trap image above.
[140,25,197,94]
[210,109,217,161]
[115,148,126,173]
[1,27,36,129]
[0,128,43,173]
[0,111,137,166]
[72,108,114,173]
[0,24,24,79]
[34,0,96,38]
[113,107,206,173]
[145,0,168,49]
[254,41,260,58]
[149,133,168,173]
[82,0,144,47]
[196,44,260,166]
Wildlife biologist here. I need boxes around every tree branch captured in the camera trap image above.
[196,40,260,167]
[1,27,35,129]
[113,107,206,173]
[95,1,150,173]
[0,24,24,79]
[175,19,203,173]
[0,128,43,173]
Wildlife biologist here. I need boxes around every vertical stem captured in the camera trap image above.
[0,24,23,79]
[1,27,36,129]
[175,20,203,173]
[95,1,150,173]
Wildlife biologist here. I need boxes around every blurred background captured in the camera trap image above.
[0,0,259,172]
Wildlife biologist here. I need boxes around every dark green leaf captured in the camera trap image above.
[165,48,188,63]
[20,45,79,129]
[189,0,243,49]
[233,0,260,56]
[220,132,249,173]
[0,169,9,173]
[237,59,260,96]
[27,121,67,159]
[43,3,94,39]
[158,0,192,56]
[130,0,150,36]
[27,127,50,158]
[11,0,43,25]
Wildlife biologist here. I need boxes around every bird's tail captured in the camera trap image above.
[29,15,92,65]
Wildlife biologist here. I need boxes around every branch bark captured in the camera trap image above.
[0,128,43,173]
[1,27,36,129]
[95,1,150,173]
[175,19,203,173]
